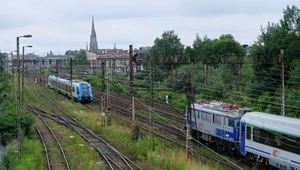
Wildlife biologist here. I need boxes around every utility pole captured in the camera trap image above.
[4,54,7,85]
[113,59,116,73]
[16,37,22,157]
[280,49,285,116]
[73,59,76,79]
[39,61,42,85]
[21,47,24,103]
[150,58,155,151]
[129,45,135,131]
[70,58,73,101]
[185,70,192,159]
[101,61,105,126]
[11,51,14,101]
[6,54,9,83]
[56,59,59,93]
[204,62,208,87]
[92,60,95,76]
[236,55,243,84]
[107,60,111,126]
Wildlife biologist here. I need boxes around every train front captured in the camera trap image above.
[78,82,93,103]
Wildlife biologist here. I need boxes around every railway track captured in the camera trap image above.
[93,89,184,123]
[112,103,185,139]
[25,78,142,170]
[31,104,70,170]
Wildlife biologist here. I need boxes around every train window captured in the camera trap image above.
[253,127,261,142]
[197,111,200,119]
[214,115,222,125]
[246,126,251,140]
[236,120,240,127]
[73,87,75,92]
[206,114,212,122]
[228,119,233,127]
[251,128,300,155]
[201,112,206,120]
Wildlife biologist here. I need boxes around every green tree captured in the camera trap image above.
[146,30,184,87]
[183,46,196,64]
[213,34,246,64]
[75,50,87,65]
[251,5,300,93]
[192,34,245,87]
[150,30,184,65]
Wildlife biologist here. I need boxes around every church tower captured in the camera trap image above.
[89,16,98,53]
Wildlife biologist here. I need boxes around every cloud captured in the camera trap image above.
[0,0,298,56]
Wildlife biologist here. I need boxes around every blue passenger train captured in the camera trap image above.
[47,75,93,103]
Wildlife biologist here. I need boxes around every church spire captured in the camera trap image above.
[89,16,98,53]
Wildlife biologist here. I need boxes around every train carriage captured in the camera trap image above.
[47,75,93,103]
[240,112,300,169]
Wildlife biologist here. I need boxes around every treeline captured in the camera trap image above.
[138,5,300,118]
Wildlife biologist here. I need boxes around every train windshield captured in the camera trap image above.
[81,83,89,96]
[236,120,240,127]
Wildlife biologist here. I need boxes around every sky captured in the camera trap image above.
[0,0,299,56]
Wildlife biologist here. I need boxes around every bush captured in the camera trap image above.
[0,101,34,145]
[0,139,44,170]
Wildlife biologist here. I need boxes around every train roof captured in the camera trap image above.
[241,112,300,138]
[48,75,91,85]
[192,100,251,118]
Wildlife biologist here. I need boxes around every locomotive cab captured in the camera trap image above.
[77,82,93,102]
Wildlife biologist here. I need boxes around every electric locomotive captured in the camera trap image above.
[184,100,251,154]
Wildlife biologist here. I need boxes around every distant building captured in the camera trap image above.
[134,46,151,72]
[65,50,80,60]
[25,53,39,60]
[94,48,132,74]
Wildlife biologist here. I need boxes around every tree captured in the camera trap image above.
[150,30,184,65]
[213,34,246,64]
[148,30,184,86]
[250,5,300,96]
[75,50,87,65]
[183,46,196,64]
[192,34,245,86]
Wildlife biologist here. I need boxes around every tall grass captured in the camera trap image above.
[0,139,44,170]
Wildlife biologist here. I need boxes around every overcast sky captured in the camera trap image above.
[1,0,299,56]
